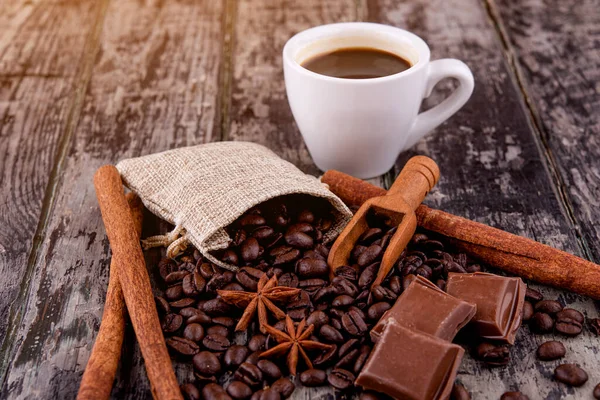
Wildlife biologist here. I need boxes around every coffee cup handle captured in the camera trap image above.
[403,59,474,150]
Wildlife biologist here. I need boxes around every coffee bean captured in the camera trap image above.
[367,302,391,321]
[451,382,471,400]
[252,389,280,400]
[522,301,534,321]
[535,300,563,314]
[252,225,275,241]
[180,383,201,400]
[241,238,262,262]
[537,341,566,361]
[207,274,231,293]
[240,214,266,228]
[166,337,200,356]
[475,342,509,366]
[183,323,205,342]
[236,267,264,291]
[193,351,222,375]
[593,383,600,399]
[165,270,189,284]
[330,318,343,331]
[530,312,554,333]
[554,364,588,387]
[271,377,295,398]
[185,309,212,325]
[359,228,383,245]
[203,298,233,316]
[244,351,261,365]
[335,348,360,368]
[199,262,217,279]
[402,274,417,291]
[296,258,328,278]
[203,383,231,400]
[234,362,263,387]
[271,246,301,265]
[213,316,236,328]
[162,313,183,333]
[590,318,600,336]
[319,324,344,343]
[284,231,313,249]
[170,297,196,309]
[556,317,583,336]
[299,369,327,387]
[224,345,250,369]
[501,392,529,400]
[358,245,382,267]
[332,276,359,297]
[332,294,354,308]
[353,345,371,374]
[278,272,299,288]
[207,325,230,338]
[203,334,230,351]
[342,309,368,336]
[165,284,184,300]
[313,344,337,367]
[306,310,329,330]
[257,359,282,381]
[351,245,367,262]
[227,381,252,400]
[335,265,359,282]
[327,368,355,390]
[358,263,379,288]
[371,285,397,302]
[159,258,178,280]
[155,296,171,314]
[248,334,267,352]
[222,250,239,266]
[388,276,402,294]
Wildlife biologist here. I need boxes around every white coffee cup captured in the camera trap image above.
[283,22,474,178]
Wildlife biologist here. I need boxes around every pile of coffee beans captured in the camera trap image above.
[151,195,598,400]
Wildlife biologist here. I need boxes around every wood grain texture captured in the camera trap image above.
[364,0,600,398]
[0,0,104,381]
[0,0,224,398]
[488,0,600,262]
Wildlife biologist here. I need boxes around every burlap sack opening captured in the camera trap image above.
[116,142,352,271]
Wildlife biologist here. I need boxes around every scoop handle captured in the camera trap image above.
[387,156,440,211]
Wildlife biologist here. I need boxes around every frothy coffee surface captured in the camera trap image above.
[301,47,411,79]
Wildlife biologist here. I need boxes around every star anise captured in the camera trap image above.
[217,274,300,333]
[260,315,334,376]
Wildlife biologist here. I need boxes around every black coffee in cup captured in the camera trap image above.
[301,47,412,79]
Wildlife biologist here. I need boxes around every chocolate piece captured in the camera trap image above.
[446,272,526,344]
[356,319,464,400]
[371,275,476,342]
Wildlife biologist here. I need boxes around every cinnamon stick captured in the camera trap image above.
[322,170,600,300]
[78,193,144,400]
[93,165,182,400]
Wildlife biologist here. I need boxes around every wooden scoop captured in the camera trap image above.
[328,156,440,287]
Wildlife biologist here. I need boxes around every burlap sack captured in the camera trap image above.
[116,142,352,271]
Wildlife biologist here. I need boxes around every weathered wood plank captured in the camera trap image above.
[0,0,225,398]
[488,0,600,262]
[365,0,600,398]
[0,0,103,382]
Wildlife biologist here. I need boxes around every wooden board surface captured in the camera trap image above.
[0,0,599,399]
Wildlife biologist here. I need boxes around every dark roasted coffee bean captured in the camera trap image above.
[203,334,230,351]
[537,341,566,361]
[557,308,584,324]
[257,359,282,381]
[203,297,233,316]
[590,318,600,336]
[501,392,529,400]
[359,227,384,244]
[313,286,337,303]
[165,270,189,284]
[213,316,235,328]
[240,214,266,228]
[165,284,184,300]
[335,348,360,368]
[351,245,367,262]
[415,265,433,279]
[299,369,327,386]
[555,313,583,336]
[236,267,264,291]
[338,339,359,358]
[182,272,204,296]
[358,263,379,288]
[284,231,313,249]
[422,240,444,251]
[332,276,359,297]
[554,364,588,386]
[358,245,382,267]
[166,336,200,356]
[180,383,201,400]
[271,377,295,398]
[162,313,183,333]
[202,383,231,400]
[402,274,417,291]
[233,229,247,247]
[297,209,315,223]
[354,344,371,374]
[207,274,231,293]
[287,222,314,235]
[272,247,301,266]
[330,318,343,331]
[184,323,205,342]
[388,275,402,294]
[170,297,196,309]
[371,285,397,302]
[297,279,326,293]
[193,351,221,375]
[278,272,299,288]
[593,383,600,399]
[224,345,250,369]
[446,261,466,274]
[240,238,262,262]
[328,368,355,390]
[332,294,354,308]
[252,389,280,400]
[410,233,429,245]
[199,262,217,279]
[186,309,212,325]
[222,250,239,266]
[531,312,554,333]
[475,342,509,366]
[207,325,230,338]
[307,310,330,330]
[155,296,170,314]
[296,258,328,278]
[451,382,470,400]
[159,258,178,280]
[335,265,359,282]
[342,309,368,336]
[525,287,543,303]
[313,344,337,367]
[367,302,391,321]
[248,334,267,352]
[522,301,534,321]
[252,225,275,241]
[535,300,563,314]
[320,324,344,343]
[244,351,261,365]
[287,309,309,321]
[234,362,263,386]
[180,261,196,272]
[227,381,252,400]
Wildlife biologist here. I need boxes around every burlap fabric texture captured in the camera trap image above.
[117,142,352,271]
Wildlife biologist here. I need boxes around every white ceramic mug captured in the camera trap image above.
[283,22,474,178]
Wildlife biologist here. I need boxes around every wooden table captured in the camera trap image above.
[1,0,598,399]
